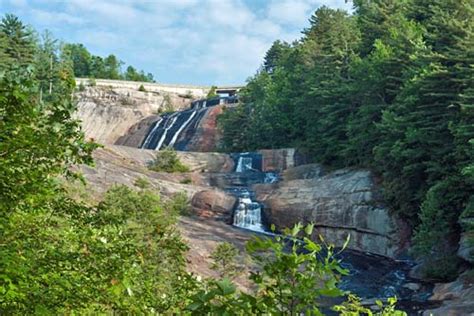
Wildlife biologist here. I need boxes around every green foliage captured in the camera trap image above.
[77,81,86,91]
[0,14,35,69]
[180,177,193,184]
[62,42,154,82]
[133,176,151,189]
[210,242,241,279]
[138,84,146,92]
[334,294,407,316]
[165,192,191,216]
[148,147,190,173]
[186,223,405,315]
[217,1,474,274]
[187,223,349,315]
[183,90,194,99]
[87,77,96,86]
[1,186,190,314]
[207,85,218,98]
[0,62,97,217]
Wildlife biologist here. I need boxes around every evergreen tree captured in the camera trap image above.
[0,13,35,67]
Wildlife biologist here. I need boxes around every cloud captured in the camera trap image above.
[1,0,353,85]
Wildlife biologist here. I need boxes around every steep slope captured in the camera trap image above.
[74,85,191,145]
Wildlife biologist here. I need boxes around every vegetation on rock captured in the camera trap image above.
[148,147,190,173]
[210,242,242,279]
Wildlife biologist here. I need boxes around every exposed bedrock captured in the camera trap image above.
[185,105,224,152]
[75,86,190,145]
[253,163,405,257]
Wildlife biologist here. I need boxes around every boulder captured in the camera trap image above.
[424,271,474,315]
[254,166,401,257]
[191,190,237,222]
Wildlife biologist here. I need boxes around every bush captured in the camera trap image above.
[207,85,218,98]
[210,242,241,279]
[87,78,96,86]
[180,177,192,184]
[134,176,150,189]
[166,192,191,216]
[1,185,190,314]
[78,81,86,91]
[148,147,190,173]
[138,84,146,92]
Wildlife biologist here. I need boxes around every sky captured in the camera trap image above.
[0,0,353,86]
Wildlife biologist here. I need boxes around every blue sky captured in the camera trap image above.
[0,0,353,85]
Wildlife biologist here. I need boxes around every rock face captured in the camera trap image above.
[77,145,234,201]
[254,164,400,257]
[191,190,237,222]
[258,148,297,171]
[424,271,474,315]
[75,86,190,145]
[185,105,224,152]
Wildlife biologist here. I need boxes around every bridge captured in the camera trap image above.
[75,78,243,98]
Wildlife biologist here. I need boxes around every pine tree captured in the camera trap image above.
[0,14,35,67]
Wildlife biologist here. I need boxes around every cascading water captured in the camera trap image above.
[231,153,277,233]
[140,95,237,151]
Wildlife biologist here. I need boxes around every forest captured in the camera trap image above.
[219,0,474,280]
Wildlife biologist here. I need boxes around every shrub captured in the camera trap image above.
[207,85,218,98]
[210,242,241,279]
[138,84,146,92]
[134,176,150,189]
[180,177,192,184]
[87,78,96,86]
[166,192,191,216]
[78,81,86,91]
[148,147,190,173]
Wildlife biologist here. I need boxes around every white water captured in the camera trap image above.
[155,113,178,150]
[141,118,163,149]
[235,156,253,172]
[233,190,266,232]
[232,155,267,232]
[168,110,197,148]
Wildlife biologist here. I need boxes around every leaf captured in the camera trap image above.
[304,223,314,236]
[341,234,350,251]
[216,279,236,296]
[186,302,202,311]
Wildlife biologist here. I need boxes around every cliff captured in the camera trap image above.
[74,85,191,145]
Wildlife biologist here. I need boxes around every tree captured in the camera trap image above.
[0,14,35,68]
[210,242,241,279]
[103,54,122,79]
[62,43,91,77]
[206,85,218,98]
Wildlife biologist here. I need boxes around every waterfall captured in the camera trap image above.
[140,95,240,151]
[155,113,179,150]
[232,154,266,232]
[141,118,163,149]
[168,109,197,147]
[235,156,253,172]
[233,190,265,232]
